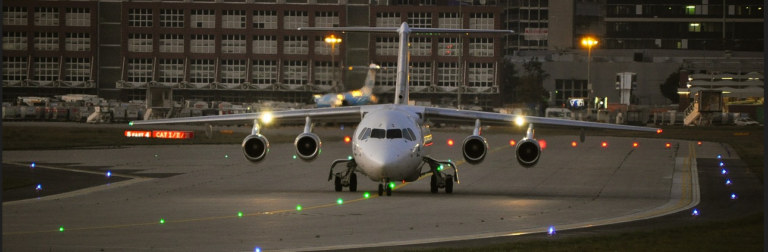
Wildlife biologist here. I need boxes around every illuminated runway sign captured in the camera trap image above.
[125,130,194,139]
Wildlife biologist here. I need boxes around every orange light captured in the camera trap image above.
[697,141,702,146]
[601,142,608,148]
[656,129,663,134]
[538,140,547,150]
[633,142,639,148]
[571,141,577,147]
[344,136,351,143]
[665,143,671,148]
[509,140,516,146]
[447,139,454,146]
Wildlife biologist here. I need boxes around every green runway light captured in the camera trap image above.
[389,182,395,189]
[438,165,443,171]
[337,198,343,205]
[348,156,352,160]
[296,205,302,211]
[155,155,158,158]
[293,155,297,159]
[225,155,229,158]
[160,219,165,224]
[238,212,243,217]
[128,121,134,126]
[59,227,64,232]
[448,159,451,162]
[364,192,370,198]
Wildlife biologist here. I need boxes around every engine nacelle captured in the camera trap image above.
[462,135,488,165]
[294,132,321,161]
[515,138,541,167]
[242,134,269,163]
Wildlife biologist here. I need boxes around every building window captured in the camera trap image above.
[160,34,184,53]
[160,9,184,28]
[252,60,277,84]
[3,57,28,83]
[469,13,493,29]
[438,13,460,29]
[66,33,90,52]
[376,37,398,56]
[65,8,90,26]
[222,35,245,54]
[221,60,246,84]
[410,62,431,87]
[222,10,246,29]
[376,62,396,86]
[34,32,59,51]
[313,61,338,86]
[315,11,339,28]
[283,60,308,85]
[409,37,431,56]
[469,37,493,57]
[65,58,90,82]
[128,9,152,27]
[253,35,277,54]
[283,36,308,55]
[468,63,493,87]
[34,57,59,82]
[253,10,277,29]
[408,12,431,28]
[284,11,308,30]
[376,12,400,27]
[3,7,28,26]
[438,37,461,56]
[191,9,215,28]
[314,36,340,55]
[128,34,152,52]
[554,79,588,107]
[437,62,458,87]
[127,58,153,83]
[190,59,215,84]
[689,23,701,32]
[2,32,28,50]
[190,35,215,53]
[158,59,184,84]
[35,7,59,26]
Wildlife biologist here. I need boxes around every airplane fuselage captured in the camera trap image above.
[352,105,431,182]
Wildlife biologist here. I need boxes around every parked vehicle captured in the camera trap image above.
[734,117,760,126]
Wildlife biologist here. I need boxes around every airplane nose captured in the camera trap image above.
[365,147,409,175]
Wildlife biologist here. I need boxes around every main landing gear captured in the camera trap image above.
[329,158,358,192]
[422,157,458,194]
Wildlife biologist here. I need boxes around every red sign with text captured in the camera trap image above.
[124,130,194,139]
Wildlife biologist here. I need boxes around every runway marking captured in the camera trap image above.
[3,162,148,179]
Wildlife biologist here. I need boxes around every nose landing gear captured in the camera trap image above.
[378,179,392,196]
[329,158,358,192]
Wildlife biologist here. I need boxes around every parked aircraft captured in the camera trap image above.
[130,23,660,196]
[314,64,380,108]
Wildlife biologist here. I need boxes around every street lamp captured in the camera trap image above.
[581,37,598,115]
[325,35,342,91]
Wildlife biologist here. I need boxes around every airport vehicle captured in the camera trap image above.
[131,23,660,196]
[734,117,759,126]
[314,64,380,108]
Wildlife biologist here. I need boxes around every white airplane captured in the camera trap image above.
[130,23,660,196]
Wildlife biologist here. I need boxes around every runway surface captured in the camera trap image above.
[2,127,719,251]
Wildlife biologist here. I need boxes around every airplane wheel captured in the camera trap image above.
[386,184,392,196]
[334,176,342,192]
[430,174,438,193]
[378,184,384,196]
[350,173,358,192]
[445,175,453,194]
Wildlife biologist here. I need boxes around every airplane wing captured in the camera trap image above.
[423,107,659,132]
[130,106,362,126]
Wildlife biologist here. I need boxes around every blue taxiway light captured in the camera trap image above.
[35,184,42,191]
[717,155,722,159]
[548,226,556,235]
[692,209,699,216]
[31,163,36,168]
[254,247,262,252]
[731,193,738,200]
[719,162,724,167]
[721,169,728,175]
[106,171,112,178]
[725,180,732,185]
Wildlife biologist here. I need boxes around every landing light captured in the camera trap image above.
[447,139,454,146]
[260,112,273,124]
[515,116,525,126]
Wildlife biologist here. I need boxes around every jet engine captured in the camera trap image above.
[462,135,488,165]
[515,138,541,167]
[242,134,269,163]
[294,132,321,161]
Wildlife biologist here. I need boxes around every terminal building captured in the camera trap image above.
[2,0,763,111]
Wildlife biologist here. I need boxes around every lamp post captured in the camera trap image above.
[325,35,342,92]
[581,37,598,116]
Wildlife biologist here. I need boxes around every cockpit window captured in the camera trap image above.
[362,128,372,140]
[406,128,416,141]
[358,127,369,140]
[386,129,402,139]
[370,129,386,139]
[402,129,413,141]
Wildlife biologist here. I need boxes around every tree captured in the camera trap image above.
[659,68,681,104]
[498,59,519,104]
[515,57,550,104]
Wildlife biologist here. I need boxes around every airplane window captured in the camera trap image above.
[358,127,369,140]
[370,128,386,139]
[406,128,416,141]
[402,129,413,141]
[386,129,402,139]
[362,127,372,140]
